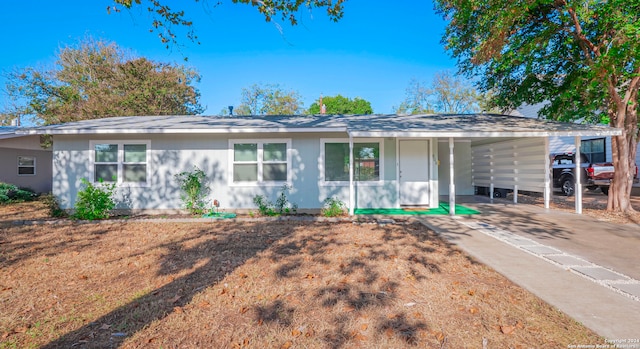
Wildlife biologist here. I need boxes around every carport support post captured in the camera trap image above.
[349,134,355,216]
[449,137,456,215]
[544,137,551,209]
[574,136,583,214]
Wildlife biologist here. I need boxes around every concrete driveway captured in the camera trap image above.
[420,195,640,341]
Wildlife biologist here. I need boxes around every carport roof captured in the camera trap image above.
[18,114,621,138]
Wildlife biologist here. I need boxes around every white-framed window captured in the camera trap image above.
[17,156,36,176]
[229,139,291,185]
[581,138,606,163]
[90,140,150,185]
[320,138,384,185]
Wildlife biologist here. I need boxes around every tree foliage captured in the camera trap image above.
[2,37,203,125]
[108,0,346,48]
[234,83,304,115]
[307,94,373,115]
[394,71,484,115]
[435,0,640,212]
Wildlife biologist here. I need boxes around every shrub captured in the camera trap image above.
[74,178,116,220]
[41,193,67,218]
[175,166,208,215]
[0,182,37,204]
[275,184,297,215]
[253,194,277,216]
[322,197,347,217]
[253,184,298,216]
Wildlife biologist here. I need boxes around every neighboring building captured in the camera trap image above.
[18,114,619,214]
[511,103,640,167]
[0,127,53,193]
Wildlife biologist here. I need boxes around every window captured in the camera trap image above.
[354,143,380,181]
[231,140,290,184]
[322,139,382,183]
[17,156,35,176]
[91,141,149,185]
[581,138,606,163]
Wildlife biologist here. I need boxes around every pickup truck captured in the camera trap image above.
[552,153,638,196]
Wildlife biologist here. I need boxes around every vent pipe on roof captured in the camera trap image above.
[228,106,234,116]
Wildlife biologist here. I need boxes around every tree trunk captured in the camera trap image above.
[607,107,638,213]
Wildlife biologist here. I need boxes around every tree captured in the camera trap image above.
[108,0,346,48]
[2,37,203,125]
[435,0,640,213]
[234,83,304,115]
[394,78,433,115]
[394,71,484,115]
[307,95,373,114]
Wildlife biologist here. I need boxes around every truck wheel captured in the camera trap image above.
[601,186,609,195]
[561,178,575,196]
[493,189,507,198]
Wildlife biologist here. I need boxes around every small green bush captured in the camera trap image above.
[253,194,277,216]
[175,166,208,215]
[322,197,347,217]
[41,193,67,218]
[74,178,116,220]
[253,184,298,216]
[0,182,36,204]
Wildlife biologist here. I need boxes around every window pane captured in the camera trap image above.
[354,143,380,181]
[264,143,286,162]
[263,163,287,181]
[18,167,35,175]
[233,164,258,182]
[355,160,380,181]
[95,164,117,182]
[124,144,146,163]
[354,143,379,160]
[95,144,118,162]
[592,139,605,152]
[124,164,147,182]
[234,144,257,162]
[18,156,35,166]
[325,143,350,181]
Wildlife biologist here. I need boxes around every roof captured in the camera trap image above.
[17,114,622,138]
[0,126,23,140]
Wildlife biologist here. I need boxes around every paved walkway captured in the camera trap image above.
[419,197,640,341]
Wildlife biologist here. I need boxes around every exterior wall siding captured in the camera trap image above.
[0,135,52,193]
[52,133,402,211]
[471,138,547,193]
[437,140,474,196]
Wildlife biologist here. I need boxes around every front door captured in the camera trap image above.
[399,140,431,206]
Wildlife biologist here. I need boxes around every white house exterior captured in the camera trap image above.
[0,127,52,193]
[20,114,620,214]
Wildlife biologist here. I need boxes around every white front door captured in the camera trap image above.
[399,140,431,206]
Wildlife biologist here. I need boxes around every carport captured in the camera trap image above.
[344,114,621,215]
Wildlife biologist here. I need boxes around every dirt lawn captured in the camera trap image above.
[1,201,603,348]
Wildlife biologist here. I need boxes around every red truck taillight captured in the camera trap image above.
[587,165,595,178]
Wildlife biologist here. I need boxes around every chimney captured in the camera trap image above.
[319,94,326,115]
[228,106,234,116]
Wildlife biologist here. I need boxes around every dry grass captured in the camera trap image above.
[0,201,603,349]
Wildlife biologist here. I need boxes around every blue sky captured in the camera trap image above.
[0,0,456,115]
